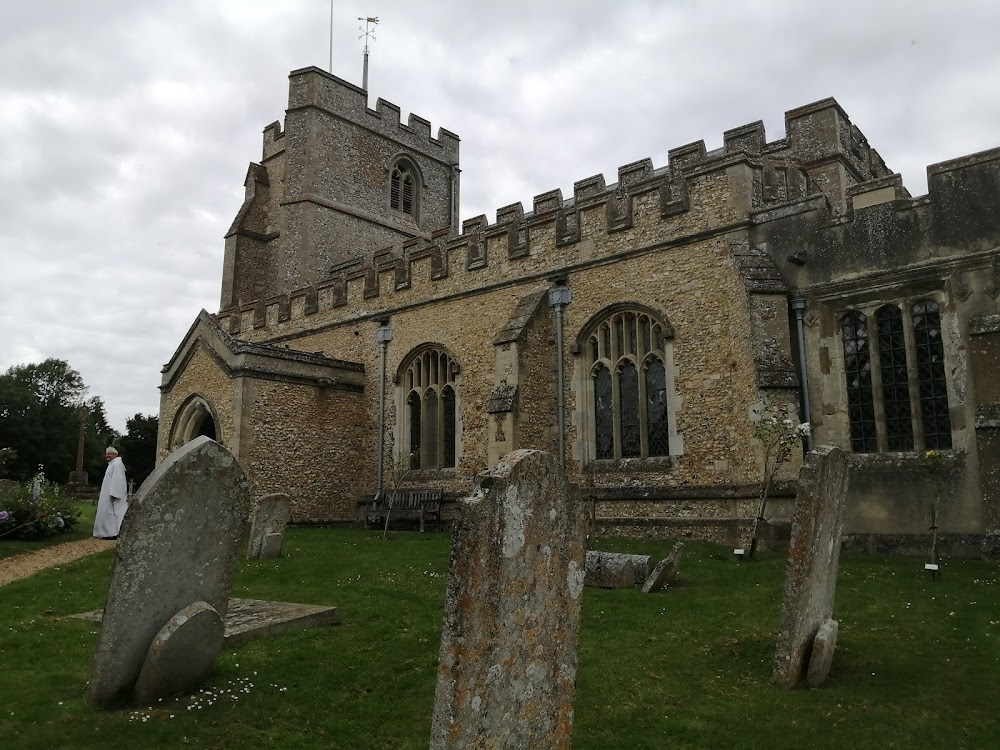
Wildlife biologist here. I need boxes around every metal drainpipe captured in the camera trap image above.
[790,296,814,451]
[549,284,572,464]
[375,322,393,497]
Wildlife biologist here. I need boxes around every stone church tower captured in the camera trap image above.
[160,66,1000,557]
[220,67,460,308]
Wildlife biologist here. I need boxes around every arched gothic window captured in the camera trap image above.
[389,158,417,217]
[400,347,457,470]
[584,307,674,461]
[840,298,951,453]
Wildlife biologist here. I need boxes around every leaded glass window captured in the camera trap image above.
[619,360,640,458]
[442,386,456,468]
[912,300,952,450]
[586,307,673,460]
[407,393,421,470]
[841,311,877,452]
[402,347,457,469]
[645,359,669,457]
[875,305,914,451]
[594,365,614,460]
[840,300,952,454]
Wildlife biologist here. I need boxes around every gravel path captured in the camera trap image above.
[0,537,116,587]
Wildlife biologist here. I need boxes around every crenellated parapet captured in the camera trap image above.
[286,66,460,161]
[218,97,900,336]
[751,145,1000,288]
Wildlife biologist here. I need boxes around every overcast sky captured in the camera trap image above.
[1,0,998,432]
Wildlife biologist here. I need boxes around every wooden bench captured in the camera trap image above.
[360,488,443,532]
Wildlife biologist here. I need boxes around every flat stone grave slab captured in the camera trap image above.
[70,598,338,646]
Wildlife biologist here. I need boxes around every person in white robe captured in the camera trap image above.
[93,446,129,539]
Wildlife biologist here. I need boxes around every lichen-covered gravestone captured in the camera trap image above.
[641,541,686,593]
[247,492,291,560]
[773,445,849,689]
[85,437,250,707]
[584,550,653,589]
[430,450,588,750]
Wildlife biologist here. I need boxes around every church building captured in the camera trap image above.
[159,66,1000,557]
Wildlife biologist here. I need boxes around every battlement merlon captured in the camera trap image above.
[283,66,460,162]
[262,121,284,161]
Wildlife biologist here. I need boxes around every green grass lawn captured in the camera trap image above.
[0,500,97,559]
[0,529,997,749]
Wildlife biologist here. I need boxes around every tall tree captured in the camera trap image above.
[83,397,120,481]
[118,413,158,489]
[0,359,97,481]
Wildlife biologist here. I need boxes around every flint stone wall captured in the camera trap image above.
[85,437,250,707]
[773,445,849,689]
[430,449,588,750]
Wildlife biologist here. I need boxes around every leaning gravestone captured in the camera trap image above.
[584,550,654,589]
[85,437,250,707]
[641,541,686,593]
[773,445,849,689]
[247,492,291,560]
[430,450,588,750]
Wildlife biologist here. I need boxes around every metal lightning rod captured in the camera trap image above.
[329,1,334,72]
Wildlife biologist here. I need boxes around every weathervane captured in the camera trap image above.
[358,16,378,91]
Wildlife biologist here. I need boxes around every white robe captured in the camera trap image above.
[93,456,129,538]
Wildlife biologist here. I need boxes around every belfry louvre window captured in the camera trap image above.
[839,299,952,453]
[389,160,416,216]
[402,347,457,470]
[585,308,672,460]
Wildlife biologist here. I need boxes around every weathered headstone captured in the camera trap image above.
[85,437,250,707]
[805,618,839,688]
[641,542,686,593]
[430,450,588,750]
[773,445,849,689]
[133,601,225,705]
[247,492,291,560]
[585,550,653,589]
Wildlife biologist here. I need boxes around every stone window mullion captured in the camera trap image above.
[866,310,889,453]
[901,302,926,452]
[611,366,623,459]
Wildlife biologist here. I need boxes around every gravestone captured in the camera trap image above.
[773,445,849,689]
[641,542,686,593]
[805,618,839,688]
[430,450,588,750]
[585,550,653,589]
[133,601,225,705]
[247,492,291,560]
[85,437,250,707]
